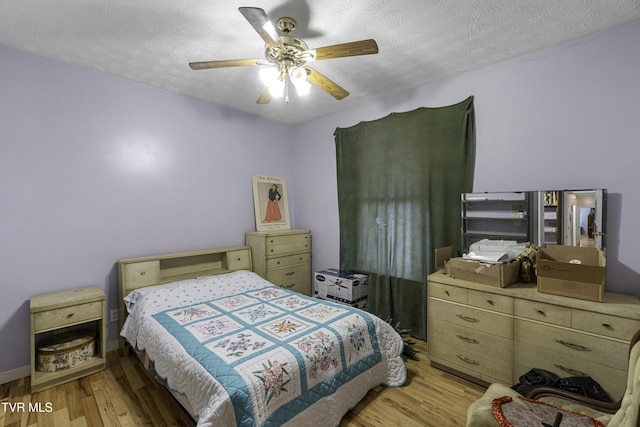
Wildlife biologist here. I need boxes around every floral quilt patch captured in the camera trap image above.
[293,328,343,388]
[206,330,274,364]
[233,303,284,325]
[259,315,313,340]
[167,304,220,325]
[235,347,302,425]
[186,316,243,342]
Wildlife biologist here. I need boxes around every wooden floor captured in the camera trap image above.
[1,340,485,426]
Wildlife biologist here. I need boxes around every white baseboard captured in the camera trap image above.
[0,364,30,385]
[0,340,121,386]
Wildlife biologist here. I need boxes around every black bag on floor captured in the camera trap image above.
[556,376,613,403]
[512,368,613,403]
[512,368,560,396]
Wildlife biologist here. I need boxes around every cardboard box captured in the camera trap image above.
[313,268,368,306]
[537,245,606,302]
[444,257,521,287]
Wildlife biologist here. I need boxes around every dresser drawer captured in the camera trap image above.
[514,299,571,327]
[429,318,512,361]
[468,289,513,315]
[429,282,467,304]
[514,342,627,401]
[430,300,513,339]
[514,320,628,370]
[33,301,103,332]
[265,233,311,257]
[266,252,311,269]
[429,338,513,384]
[572,309,640,341]
[266,264,311,295]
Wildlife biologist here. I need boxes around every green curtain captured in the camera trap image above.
[334,96,475,340]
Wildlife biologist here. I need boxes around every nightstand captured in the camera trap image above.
[30,286,107,393]
[246,229,312,295]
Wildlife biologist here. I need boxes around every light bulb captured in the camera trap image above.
[289,67,307,84]
[259,67,279,86]
[268,79,285,98]
[293,80,311,96]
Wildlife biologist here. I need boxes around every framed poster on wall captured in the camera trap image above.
[251,174,291,231]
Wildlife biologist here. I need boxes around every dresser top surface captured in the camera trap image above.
[30,286,105,313]
[428,272,640,320]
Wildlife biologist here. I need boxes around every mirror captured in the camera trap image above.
[461,189,607,252]
[532,189,607,249]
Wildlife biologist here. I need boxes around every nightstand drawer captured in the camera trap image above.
[266,253,311,269]
[33,301,103,332]
[265,234,311,257]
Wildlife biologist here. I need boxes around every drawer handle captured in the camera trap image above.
[456,314,479,323]
[277,261,281,265]
[283,284,295,288]
[444,290,450,296]
[554,364,588,377]
[66,313,74,319]
[486,299,495,306]
[456,354,479,365]
[602,323,612,329]
[537,309,546,316]
[237,257,241,261]
[556,340,592,352]
[140,271,146,276]
[456,334,479,344]
[285,272,295,276]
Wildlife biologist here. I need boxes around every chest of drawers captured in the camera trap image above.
[246,229,312,295]
[427,272,640,400]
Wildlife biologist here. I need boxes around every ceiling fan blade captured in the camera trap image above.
[256,87,272,104]
[189,59,263,70]
[304,67,349,100]
[238,7,284,50]
[311,39,379,61]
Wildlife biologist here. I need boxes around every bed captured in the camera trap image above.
[118,245,407,427]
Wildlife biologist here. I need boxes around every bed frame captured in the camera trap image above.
[117,245,253,354]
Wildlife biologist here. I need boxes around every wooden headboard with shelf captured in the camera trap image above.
[117,245,253,353]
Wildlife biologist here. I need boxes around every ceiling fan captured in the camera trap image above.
[188,7,379,104]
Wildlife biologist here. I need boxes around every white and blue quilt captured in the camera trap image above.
[121,270,406,427]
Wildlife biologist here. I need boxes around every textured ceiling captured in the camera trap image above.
[2,1,640,124]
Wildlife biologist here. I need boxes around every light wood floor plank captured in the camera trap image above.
[1,340,485,426]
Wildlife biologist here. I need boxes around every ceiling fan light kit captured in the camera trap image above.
[188,7,379,105]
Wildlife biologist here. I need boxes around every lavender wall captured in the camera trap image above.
[0,47,293,374]
[2,18,639,378]
[292,19,640,296]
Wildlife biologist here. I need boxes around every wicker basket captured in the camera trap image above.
[37,331,96,372]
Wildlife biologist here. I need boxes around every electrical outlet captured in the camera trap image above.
[110,309,118,323]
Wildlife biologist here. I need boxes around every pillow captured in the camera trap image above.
[492,395,605,427]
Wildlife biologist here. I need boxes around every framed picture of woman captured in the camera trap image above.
[251,174,291,231]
